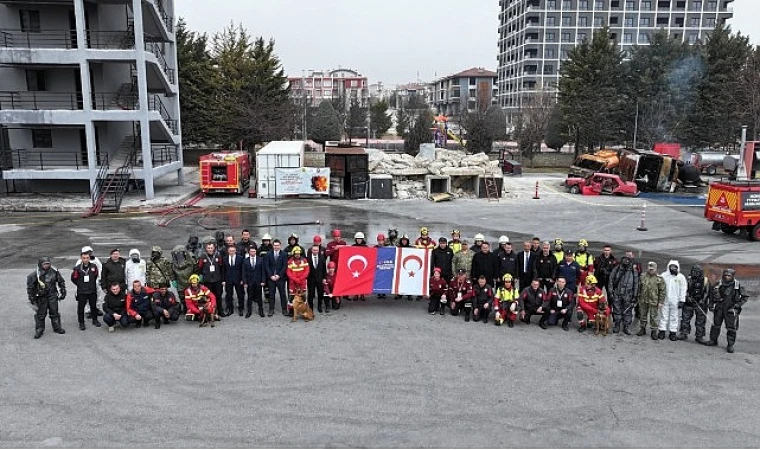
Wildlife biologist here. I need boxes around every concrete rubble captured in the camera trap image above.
[367,148,502,199]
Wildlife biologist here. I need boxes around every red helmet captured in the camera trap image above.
[377,233,386,241]
[331,229,341,238]
[313,235,322,244]
[327,261,336,269]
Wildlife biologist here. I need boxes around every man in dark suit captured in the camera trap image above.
[306,244,328,312]
[264,239,288,316]
[223,245,245,316]
[242,246,265,318]
[517,241,535,291]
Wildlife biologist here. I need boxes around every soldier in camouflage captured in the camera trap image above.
[146,246,174,289]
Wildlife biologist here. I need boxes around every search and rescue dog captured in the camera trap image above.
[292,290,314,322]
[595,300,611,336]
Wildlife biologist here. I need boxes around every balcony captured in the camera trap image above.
[146,0,174,34]
[0,91,83,110]
[0,29,135,50]
[146,41,176,85]
[148,95,178,135]
[0,149,92,171]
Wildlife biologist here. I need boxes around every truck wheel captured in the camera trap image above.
[706,166,717,176]
[751,224,760,242]
[569,185,581,195]
[720,224,738,235]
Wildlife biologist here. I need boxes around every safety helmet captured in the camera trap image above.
[585,274,597,285]
[502,273,513,282]
[452,229,460,236]
[81,246,93,254]
[377,233,386,241]
[498,235,509,244]
[400,234,409,240]
[474,233,485,242]
[313,235,322,244]
[433,267,442,274]
[420,227,429,236]
[262,233,272,241]
[332,229,341,238]
[189,274,200,284]
[553,238,563,246]
[289,233,298,240]
[355,232,365,240]
[578,239,588,247]
[327,262,336,270]
[292,247,302,255]
[722,268,736,280]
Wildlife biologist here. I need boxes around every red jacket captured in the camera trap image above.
[429,277,449,297]
[323,272,336,295]
[414,237,436,249]
[449,278,475,303]
[126,286,155,317]
[184,285,216,315]
[325,239,346,263]
[286,256,310,291]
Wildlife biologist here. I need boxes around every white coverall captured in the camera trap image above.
[659,260,687,332]
[125,249,147,286]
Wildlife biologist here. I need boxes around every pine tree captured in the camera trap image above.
[370,100,392,138]
[346,98,367,144]
[310,100,342,147]
[404,110,433,154]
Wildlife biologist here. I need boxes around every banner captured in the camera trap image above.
[332,247,431,297]
[274,167,330,195]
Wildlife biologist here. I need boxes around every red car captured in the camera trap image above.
[565,173,639,197]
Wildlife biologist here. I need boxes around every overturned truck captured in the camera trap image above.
[570,148,680,193]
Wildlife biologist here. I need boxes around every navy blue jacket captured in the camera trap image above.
[555,260,582,292]
[242,255,265,286]
[264,249,288,280]
[223,254,244,284]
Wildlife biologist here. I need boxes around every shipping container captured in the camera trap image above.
[255,141,305,198]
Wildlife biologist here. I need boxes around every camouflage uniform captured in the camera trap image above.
[452,249,475,279]
[171,245,196,294]
[638,270,666,336]
[146,246,174,288]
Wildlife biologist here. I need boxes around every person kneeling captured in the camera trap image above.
[184,274,218,326]
[102,282,129,333]
[151,282,181,329]
[519,279,547,328]
[449,269,475,321]
[543,277,575,331]
[576,274,609,332]
[427,267,449,315]
[495,274,519,327]
[126,280,155,328]
[472,275,495,324]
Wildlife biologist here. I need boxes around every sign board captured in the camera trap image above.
[742,191,760,211]
[274,167,330,196]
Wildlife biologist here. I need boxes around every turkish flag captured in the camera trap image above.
[393,248,431,296]
[332,246,377,296]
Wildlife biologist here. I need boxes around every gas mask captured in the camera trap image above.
[172,251,186,266]
[669,265,678,276]
[388,230,398,239]
[131,255,140,263]
[151,251,161,261]
[621,257,632,268]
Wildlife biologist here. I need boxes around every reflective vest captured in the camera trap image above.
[577,287,604,304]
[575,252,594,269]
[449,241,462,254]
[553,250,565,263]
[496,286,518,302]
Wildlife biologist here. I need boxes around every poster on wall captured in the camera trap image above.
[274,167,331,195]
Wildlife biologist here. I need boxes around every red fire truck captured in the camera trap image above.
[705,180,760,241]
[199,152,251,194]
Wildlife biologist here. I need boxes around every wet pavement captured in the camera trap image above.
[1,192,759,447]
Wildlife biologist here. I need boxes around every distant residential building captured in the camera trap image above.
[392,82,432,108]
[497,0,735,125]
[430,67,498,117]
[288,68,369,108]
[0,0,181,202]
[368,81,391,103]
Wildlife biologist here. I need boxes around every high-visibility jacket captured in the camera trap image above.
[286,256,310,291]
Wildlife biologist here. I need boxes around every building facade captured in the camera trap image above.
[430,68,498,117]
[289,68,370,108]
[497,0,735,124]
[0,0,182,201]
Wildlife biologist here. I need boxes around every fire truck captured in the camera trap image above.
[199,151,251,194]
[705,180,760,241]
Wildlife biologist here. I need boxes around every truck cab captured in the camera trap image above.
[705,180,760,241]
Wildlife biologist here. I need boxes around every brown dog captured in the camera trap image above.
[292,290,314,322]
[197,296,215,328]
[594,300,610,336]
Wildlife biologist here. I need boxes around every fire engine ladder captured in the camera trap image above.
[483,175,500,202]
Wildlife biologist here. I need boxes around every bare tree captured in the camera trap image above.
[514,90,555,166]
[740,46,760,140]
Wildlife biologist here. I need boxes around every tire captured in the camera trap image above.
[751,223,760,242]
[569,185,581,195]
[720,224,738,235]
[706,166,717,176]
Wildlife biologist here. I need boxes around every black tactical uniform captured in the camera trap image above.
[26,257,66,339]
[678,265,710,343]
[704,269,749,353]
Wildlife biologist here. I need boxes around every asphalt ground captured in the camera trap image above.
[1,186,759,448]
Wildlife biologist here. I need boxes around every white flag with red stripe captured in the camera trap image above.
[392,247,431,296]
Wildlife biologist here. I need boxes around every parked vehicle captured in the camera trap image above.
[691,151,739,175]
[568,150,620,178]
[705,179,760,241]
[565,173,639,196]
[199,152,250,194]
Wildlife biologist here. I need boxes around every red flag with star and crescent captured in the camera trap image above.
[331,247,431,297]
[332,246,377,296]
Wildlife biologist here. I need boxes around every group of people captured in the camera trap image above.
[26,227,749,353]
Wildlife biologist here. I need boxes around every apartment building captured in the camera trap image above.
[431,67,498,117]
[497,0,735,124]
[0,0,181,205]
[289,68,370,108]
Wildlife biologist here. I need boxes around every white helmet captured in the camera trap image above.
[474,233,485,242]
[262,233,272,241]
[355,232,365,240]
[81,246,93,253]
[498,235,509,244]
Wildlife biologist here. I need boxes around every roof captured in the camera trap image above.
[258,141,305,155]
[448,67,497,79]
[325,147,366,155]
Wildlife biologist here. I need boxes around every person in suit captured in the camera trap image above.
[517,241,535,291]
[242,246,265,318]
[264,239,289,316]
[223,245,245,316]
[307,245,328,312]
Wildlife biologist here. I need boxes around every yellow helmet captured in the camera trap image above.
[585,274,597,285]
[420,227,429,236]
[451,229,460,236]
[502,273,513,282]
[578,239,588,247]
[292,247,302,255]
[189,274,200,284]
[553,238,563,246]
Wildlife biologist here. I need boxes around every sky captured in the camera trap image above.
[176,0,760,87]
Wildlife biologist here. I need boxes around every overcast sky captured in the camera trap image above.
[177,0,759,87]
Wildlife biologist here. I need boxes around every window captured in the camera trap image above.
[32,130,52,148]
[610,16,619,24]
[640,17,651,26]
[563,0,572,7]
[314,79,321,88]
[19,10,40,32]
[578,32,587,42]
[688,33,698,44]
[547,32,556,41]
[323,80,331,88]
[548,0,557,8]
[545,48,556,58]
[561,49,569,58]
[642,1,652,10]
[639,32,649,43]
[350,80,358,88]
[562,32,571,42]
[469,77,477,86]
[691,0,702,9]
[690,17,700,27]
[706,0,717,10]
[580,1,590,9]
[579,16,589,26]
[547,16,557,26]
[562,15,572,25]
[544,64,555,75]
[25,70,46,91]
[624,32,633,43]
[594,16,604,26]
[625,16,634,26]
[595,0,604,9]
[705,17,716,27]
[626,0,635,9]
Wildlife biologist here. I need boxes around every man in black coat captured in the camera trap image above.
[517,241,535,291]
[223,245,245,316]
[242,247,265,318]
[306,245,328,312]
[264,239,289,316]
[431,237,454,281]
[471,242,498,287]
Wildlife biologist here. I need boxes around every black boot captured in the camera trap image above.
[155,319,161,329]
[539,319,547,330]
[464,309,471,322]
[695,336,707,344]
[51,318,65,334]
[562,321,569,331]
[703,340,718,346]
[636,327,646,336]
[623,325,631,335]
[657,330,666,340]
[677,333,687,340]
[612,323,620,334]
[651,329,658,340]
[34,317,44,339]
[507,319,514,328]
[92,318,102,327]
[79,322,86,331]
[727,344,735,353]
[669,332,677,341]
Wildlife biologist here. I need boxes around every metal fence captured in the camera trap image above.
[0,29,135,49]
[1,150,91,170]
[0,91,83,110]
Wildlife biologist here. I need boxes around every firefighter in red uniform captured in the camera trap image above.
[576,274,609,332]
[325,229,346,264]
[495,274,519,327]
[427,267,449,315]
[414,227,436,250]
[574,239,595,285]
[184,274,218,324]
[323,262,341,310]
[286,247,310,308]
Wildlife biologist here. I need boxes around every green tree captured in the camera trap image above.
[395,107,410,137]
[406,92,428,111]
[558,27,625,154]
[544,105,568,151]
[176,18,220,146]
[310,100,342,148]
[484,105,508,141]
[346,97,367,144]
[683,24,751,148]
[404,110,433,154]
[370,100,392,137]
[740,46,760,140]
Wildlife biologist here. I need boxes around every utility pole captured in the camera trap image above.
[633,101,639,150]
[301,70,307,141]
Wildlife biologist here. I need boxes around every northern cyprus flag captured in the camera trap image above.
[392,247,430,296]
